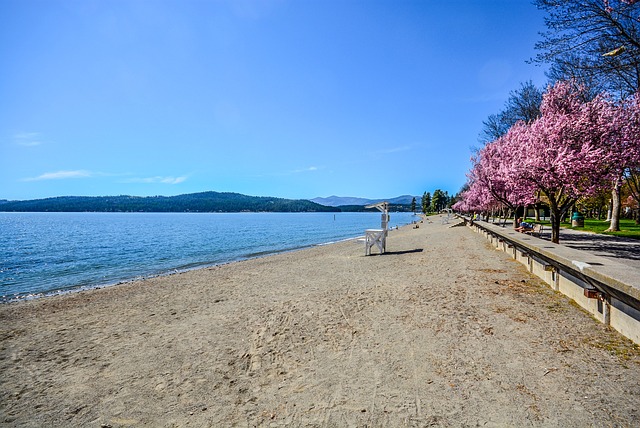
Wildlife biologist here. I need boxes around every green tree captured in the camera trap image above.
[431,189,446,213]
[410,197,416,213]
[421,192,431,214]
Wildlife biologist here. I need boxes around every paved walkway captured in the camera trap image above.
[554,228,640,269]
[502,220,640,270]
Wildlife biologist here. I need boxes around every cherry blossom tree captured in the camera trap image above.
[469,130,537,219]
[510,82,620,242]
[534,0,640,231]
[452,179,502,219]
[457,81,626,243]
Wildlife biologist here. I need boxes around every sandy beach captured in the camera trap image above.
[1,215,639,427]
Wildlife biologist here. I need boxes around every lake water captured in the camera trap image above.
[0,211,417,302]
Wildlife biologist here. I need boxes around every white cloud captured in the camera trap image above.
[374,145,411,155]
[291,166,320,174]
[162,176,187,184]
[18,140,42,147]
[14,132,43,147]
[23,170,93,181]
[123,176,188,184]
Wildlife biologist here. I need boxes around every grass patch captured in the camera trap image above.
[565,218,640,239]
[583,335,640,362]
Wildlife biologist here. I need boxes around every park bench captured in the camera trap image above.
[523,223,544,238]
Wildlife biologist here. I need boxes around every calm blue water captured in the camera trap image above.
[0,212,417,302]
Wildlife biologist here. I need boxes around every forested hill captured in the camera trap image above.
[0,191,340,213]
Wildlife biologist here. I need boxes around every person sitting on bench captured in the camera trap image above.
[515,218,534,233]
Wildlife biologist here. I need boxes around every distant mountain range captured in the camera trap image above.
[0,191,339,213]
[309,195,417,207]
[0,192,418,213]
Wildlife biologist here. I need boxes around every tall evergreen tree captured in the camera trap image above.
[431,189,446,213]
[421,192,431,214]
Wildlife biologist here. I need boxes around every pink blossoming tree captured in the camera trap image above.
[514,82,620,242]
[457,81,634,243]
[469,132,537,216]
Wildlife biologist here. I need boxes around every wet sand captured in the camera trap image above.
[1,215,639,427]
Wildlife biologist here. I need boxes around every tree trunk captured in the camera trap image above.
[606,179,622,232]
[550,212,561,244]
[545,192,575,244]
[502,208,512,227]
[548,198,561,244]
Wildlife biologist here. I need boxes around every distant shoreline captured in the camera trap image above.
[0,191,416,213]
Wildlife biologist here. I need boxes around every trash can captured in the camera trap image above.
[571,212,584,227]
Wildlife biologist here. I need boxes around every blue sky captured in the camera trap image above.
[1,0,548,201]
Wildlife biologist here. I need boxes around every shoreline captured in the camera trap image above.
[2,216,638,426]
[2,214,418,304]
[2,235,364,305]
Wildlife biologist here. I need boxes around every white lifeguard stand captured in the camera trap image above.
[441,208,453,224]
[364,201,389,255]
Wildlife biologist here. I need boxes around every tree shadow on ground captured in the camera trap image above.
[557,233,640,261]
